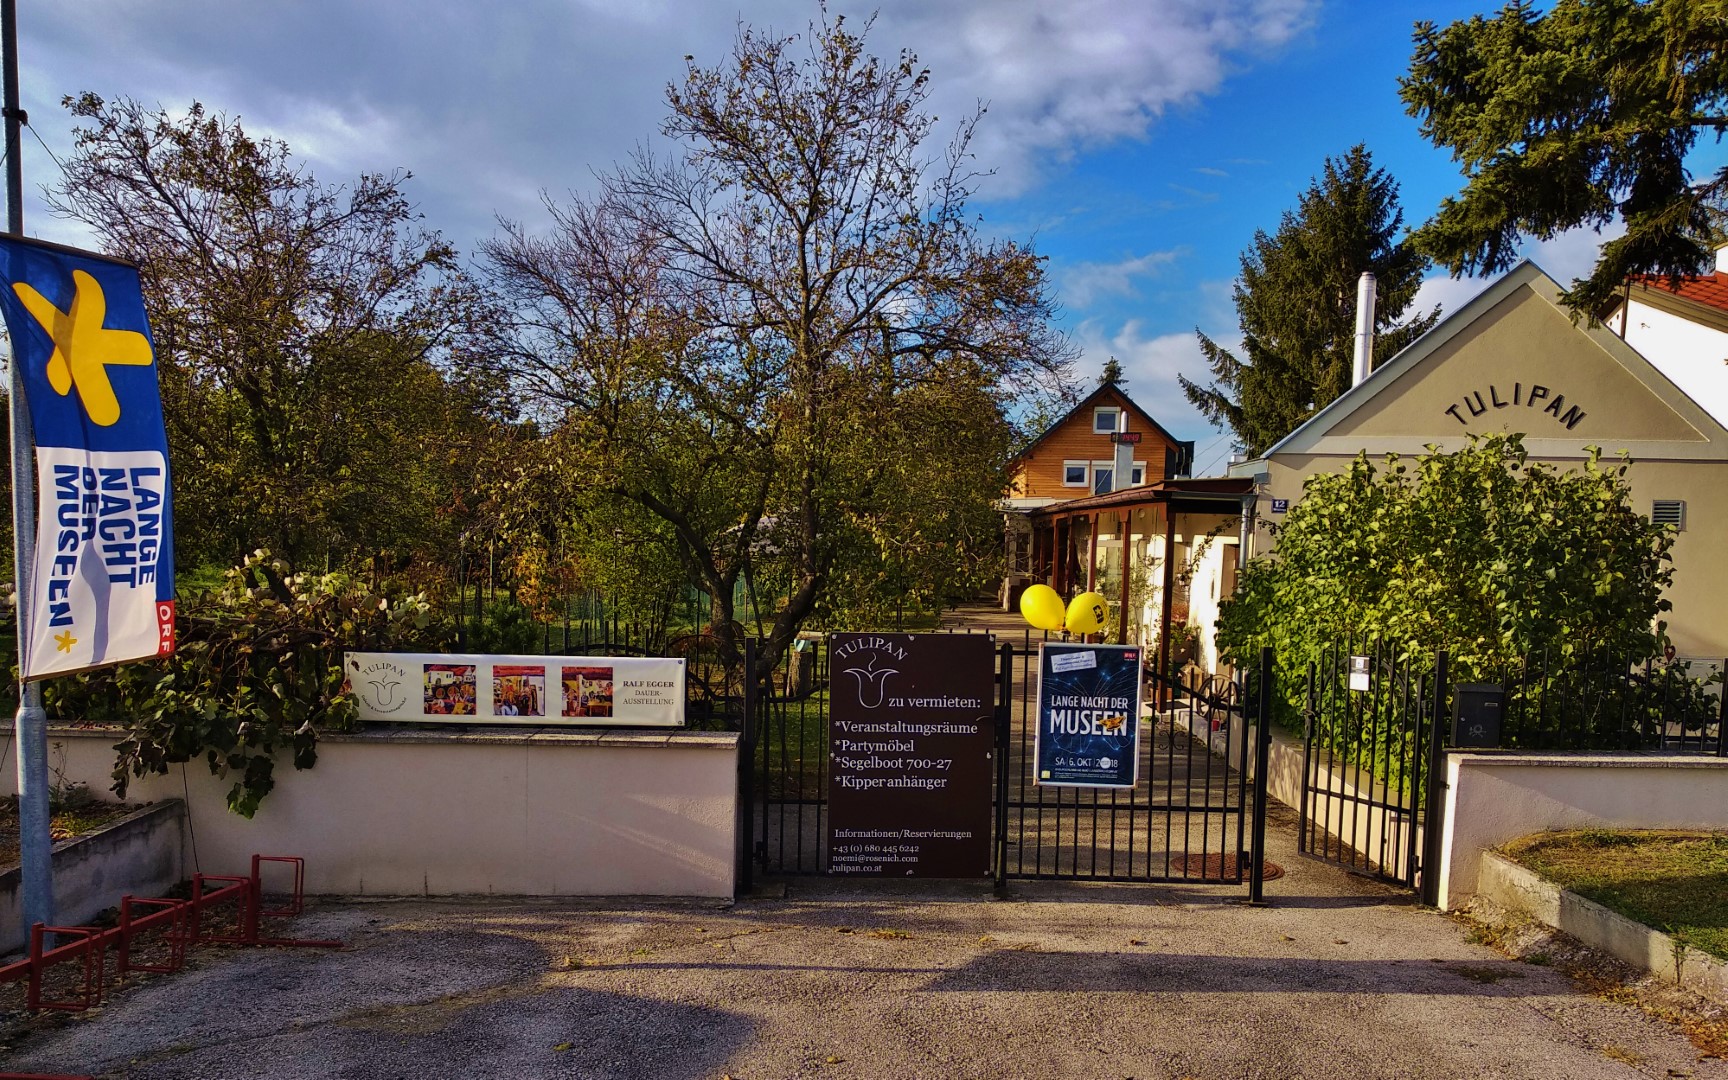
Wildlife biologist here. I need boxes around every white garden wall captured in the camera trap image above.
[3,726,740,899]
[1436,752,1728,910]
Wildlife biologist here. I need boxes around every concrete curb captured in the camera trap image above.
[1,798,186,955]
[1477,849,1728,1004]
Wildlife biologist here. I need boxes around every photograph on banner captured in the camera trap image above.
[1033,642,1143,788]
[494,664,546,717]
[345,652,682,726]
[424,663,478,716]
[561,666,615,718]
[0,237,176,679]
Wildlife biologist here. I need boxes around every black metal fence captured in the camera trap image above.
[1300,640,1445,893]
[1299,638,1725,900]
[999,650,1264,888]
[739,630,1276,898]
[1446,647,1725,755]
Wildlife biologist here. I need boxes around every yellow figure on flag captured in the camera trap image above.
[12,268,154,427]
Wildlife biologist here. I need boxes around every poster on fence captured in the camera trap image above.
[1033,642,1142,788]
[344,652,685,727]
[826,633,996,877]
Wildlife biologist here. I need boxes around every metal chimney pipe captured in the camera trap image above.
[1352,272,1377,387]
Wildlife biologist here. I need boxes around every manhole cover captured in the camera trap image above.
[1174,853,1284,882]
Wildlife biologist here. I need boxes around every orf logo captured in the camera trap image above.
[155,601,176,656]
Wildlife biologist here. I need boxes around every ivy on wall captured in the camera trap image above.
[44,552,452,817]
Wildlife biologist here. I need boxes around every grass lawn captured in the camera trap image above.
[1502,829,1728,962]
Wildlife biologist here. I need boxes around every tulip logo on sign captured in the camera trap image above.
[844,656,899,709]
[348,656,411,715]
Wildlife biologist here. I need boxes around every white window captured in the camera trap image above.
[1062,461,1089,487]
[1092,461,1115,494]
[1092,406,1121,434]
[1652,500,1686,530]
[1130,462,1146,486]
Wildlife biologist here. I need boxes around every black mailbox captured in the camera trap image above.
[1452,683,1505,748]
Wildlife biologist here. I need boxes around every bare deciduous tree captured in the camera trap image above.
[484,13,1074,675]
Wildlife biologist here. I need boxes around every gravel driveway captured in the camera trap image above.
[4,822,1723,1079]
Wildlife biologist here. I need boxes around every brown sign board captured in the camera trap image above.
[827,633,996,877]
[1110,431,1142,444]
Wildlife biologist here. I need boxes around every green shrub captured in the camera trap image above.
[1221,435,1676,731]
[45,551,452,816]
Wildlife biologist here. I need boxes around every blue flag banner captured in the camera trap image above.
[1033,642,1143,789]
[0,237,174,679]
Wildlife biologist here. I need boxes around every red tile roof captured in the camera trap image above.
[1628,271,1728,313]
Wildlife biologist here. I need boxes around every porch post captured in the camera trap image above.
[1117,509,1131,643]
[1064,516,1076,595]
[1086,513,1098,594]
[1053,518,1066,594]
[1157,499,1177,686]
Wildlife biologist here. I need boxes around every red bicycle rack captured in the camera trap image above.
[24,925,105,1013]
[116,895,188,976]
[0,854,340,1015]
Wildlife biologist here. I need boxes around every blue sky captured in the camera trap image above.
[15,1,1719,476]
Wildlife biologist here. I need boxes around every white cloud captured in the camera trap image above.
[15,0,1318,247]
[1193,277,1238,336]
[1521,220,1626,285]
[1059,248,1182,308]
[888,0,1315,193]
[267,101,405,174]
[1072,317,1218,439]
[1410,273,1490,321]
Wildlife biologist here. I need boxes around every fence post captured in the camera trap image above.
[739,638,757,897]
[994,642,1012,891]
[1419,649,1449,907]
[1248,646,1274,904]
[1298,659,1315,854]
[1718,658,1727,758]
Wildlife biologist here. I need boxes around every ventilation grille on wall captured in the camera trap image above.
[1652,499,1687,530]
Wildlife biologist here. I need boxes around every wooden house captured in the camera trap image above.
[1005,383,1191,507]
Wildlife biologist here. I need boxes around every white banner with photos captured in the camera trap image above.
[344,652,686,727]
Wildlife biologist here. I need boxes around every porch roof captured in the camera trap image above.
[1026,476,1253,519]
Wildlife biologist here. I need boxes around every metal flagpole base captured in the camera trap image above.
[14,689,55,939]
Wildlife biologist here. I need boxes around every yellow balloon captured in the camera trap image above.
[1065,591,1110,635]
[1019,584,1067,632]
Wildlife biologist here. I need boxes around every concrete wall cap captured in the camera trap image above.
[1452,752,1728,770]
[46,723,740,750]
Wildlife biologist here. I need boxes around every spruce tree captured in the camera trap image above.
[1401,0,1728,315]
[1180,145,1438,457]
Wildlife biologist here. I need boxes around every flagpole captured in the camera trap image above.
[2,0,54,937]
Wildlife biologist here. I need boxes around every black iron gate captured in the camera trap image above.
[741,633,1274,897]
[996,644,1272,890]
[1300,637,1728,901]
[1299,641,1447,898]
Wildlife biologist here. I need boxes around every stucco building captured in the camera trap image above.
[1247,259,1728,661]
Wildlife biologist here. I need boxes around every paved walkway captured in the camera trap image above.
[5,809,1723,1080]
[937,601,1040,638]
